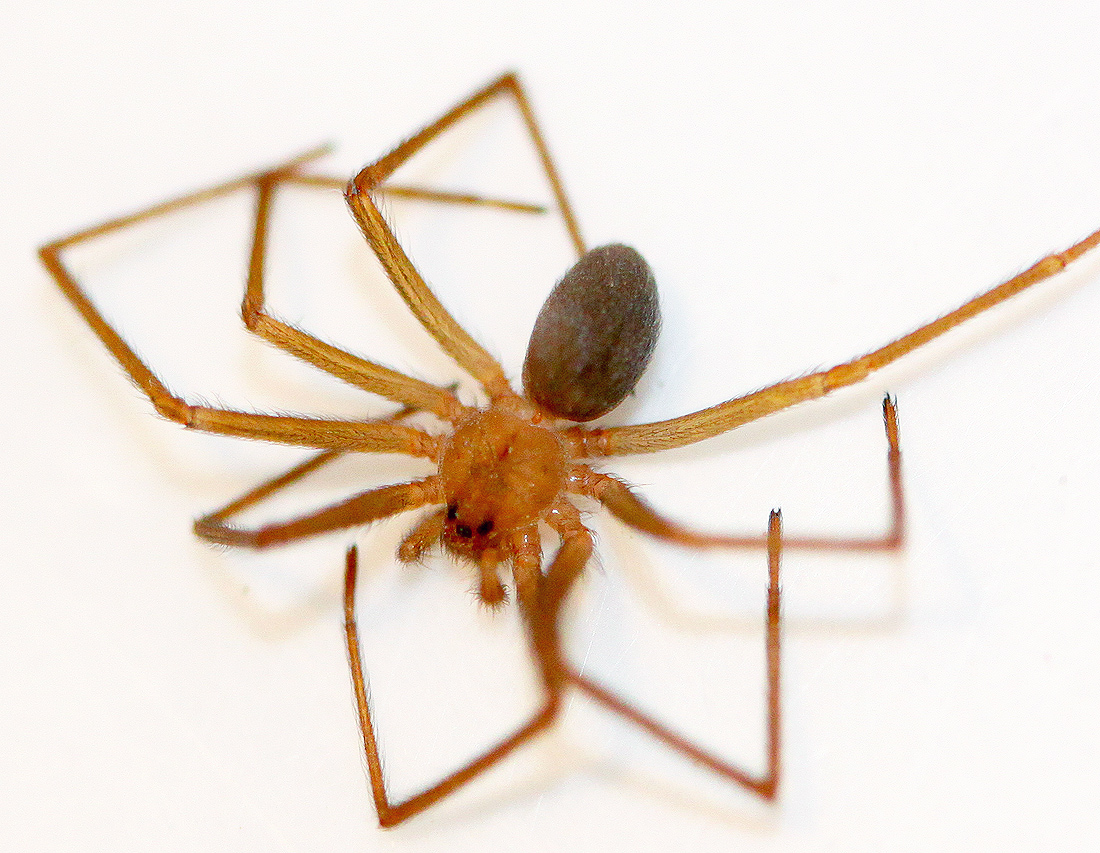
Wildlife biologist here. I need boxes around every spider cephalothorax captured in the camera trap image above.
[430,406,568,603]
[437,408,567,555]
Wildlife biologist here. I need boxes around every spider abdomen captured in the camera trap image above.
[437,409,567,559]
[523,243,660,422]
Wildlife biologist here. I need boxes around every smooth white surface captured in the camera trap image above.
[5,3,1100,850]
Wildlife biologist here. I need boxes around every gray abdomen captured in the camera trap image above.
[523,244,660,422]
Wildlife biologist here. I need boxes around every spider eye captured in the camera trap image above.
[456,523,473,538]
[476,519,494,536]
[446,503,458,520]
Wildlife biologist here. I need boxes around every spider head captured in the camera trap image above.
[438,502,508,607]
[441,501,499,557]
[437,408,568,566]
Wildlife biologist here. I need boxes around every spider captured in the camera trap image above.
[40,72,1100,828]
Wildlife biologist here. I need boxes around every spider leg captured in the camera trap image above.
[242,160,554,420]
[195,475,440,549]
[343,545,564,828]
[40,146,328,253]
[579,395,904,553]
[395,508,447,563]
[194,381,462,547]
[244,145,552,417]
[529,512,595,691]
[564,510,784,800]
[185,408,438,453]
[196,447,344,540]
[287,172,549,215]
[239,171,468,421]
[565,226,1100,457]
[40,180,446,453]
[344,71,586,399]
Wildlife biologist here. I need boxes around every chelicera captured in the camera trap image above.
[40,72,1100,828]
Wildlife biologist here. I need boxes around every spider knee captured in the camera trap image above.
[240,294,263,331]
[344,165,384,200]
[151,391,195,426]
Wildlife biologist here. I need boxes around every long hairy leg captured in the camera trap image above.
[564,510,785,800]
[195,477,441,549]
[237,170,467,420]
[287,171,549,215]
[344,72,586,398]
[40,151,443,454]
[565,226,1100,456]
[343,544,564,828]
[578,395,904,553]
[234,134,559,417]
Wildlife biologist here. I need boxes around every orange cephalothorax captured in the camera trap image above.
[436,408,567,561]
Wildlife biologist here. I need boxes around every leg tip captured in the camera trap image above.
[344,545,359,587]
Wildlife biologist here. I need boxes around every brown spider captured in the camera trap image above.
[39,72,1100,828]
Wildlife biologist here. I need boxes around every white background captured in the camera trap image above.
[5,2,1100,850]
